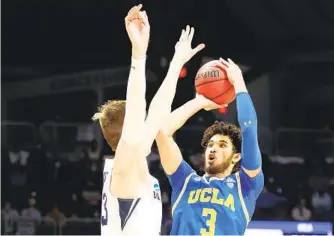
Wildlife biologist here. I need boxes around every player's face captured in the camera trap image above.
[204,134,235,175]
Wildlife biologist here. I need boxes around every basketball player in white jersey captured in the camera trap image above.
[93,4,205,236]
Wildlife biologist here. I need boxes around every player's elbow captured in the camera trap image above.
[242,167,263,179]
[159,125,175,137]
[156,130,169,146]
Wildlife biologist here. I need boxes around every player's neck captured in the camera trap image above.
[207,167,233,179]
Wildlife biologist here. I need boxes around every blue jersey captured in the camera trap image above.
[168,92,264,235]
[168,160,264,235]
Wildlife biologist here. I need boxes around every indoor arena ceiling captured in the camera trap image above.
[2,0,334,82]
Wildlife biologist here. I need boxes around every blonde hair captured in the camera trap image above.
[92,100,126,150]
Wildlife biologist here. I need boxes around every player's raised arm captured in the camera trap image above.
[218,58,262,178]
[121,5,149,144]
[142,26,205,154]
[156,95,222,190]
[109,5,150,176]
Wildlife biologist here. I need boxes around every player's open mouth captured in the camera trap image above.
[208,154,216,163]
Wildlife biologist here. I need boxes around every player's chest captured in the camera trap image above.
[183,176,239,212]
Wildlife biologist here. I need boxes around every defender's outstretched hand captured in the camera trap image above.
[125,4,150,58]
[173,25,205,64]
[195,94,227,111]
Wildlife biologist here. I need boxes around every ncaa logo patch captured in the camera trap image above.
[153,183,160,191]
[153,183,161,200]
[226,177,236,189]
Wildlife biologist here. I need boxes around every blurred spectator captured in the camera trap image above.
[7,145,30,208]
[87,140,101,161]
[1,202,19,234]
[291,198,312,221]
[45,205,66,227]
[76,123,99,142]
[311,189,332,220]
[81,154,101,218]
[21,198,41,222]
[19,198,41,234]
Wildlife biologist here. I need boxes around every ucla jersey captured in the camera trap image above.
[169,160,264,235]
[101,159,162,236]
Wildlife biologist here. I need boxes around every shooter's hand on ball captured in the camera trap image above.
[125,4,150,59]
[218,58,247,93]
[172,25,205,65]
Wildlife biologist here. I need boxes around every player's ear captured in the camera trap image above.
[232,153,241,164]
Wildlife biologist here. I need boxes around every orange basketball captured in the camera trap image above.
[195,61,235,105]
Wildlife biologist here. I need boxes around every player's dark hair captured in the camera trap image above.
[201,121,241,173]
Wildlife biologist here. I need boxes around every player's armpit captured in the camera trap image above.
[167,159,195,190]
[239,168,264,198]
[112,139,145,175]
[111,139,151,198]
[241,167,262,178]
[156,131,195,189]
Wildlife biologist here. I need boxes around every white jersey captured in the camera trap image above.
[101,159,162,236]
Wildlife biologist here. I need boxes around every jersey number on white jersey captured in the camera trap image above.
[101,193,108,225]
[101,171,109,226]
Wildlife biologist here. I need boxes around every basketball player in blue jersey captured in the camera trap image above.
[156,58,264,235]
[93,5,206,235]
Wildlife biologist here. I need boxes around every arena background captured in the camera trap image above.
[1,0,334,235]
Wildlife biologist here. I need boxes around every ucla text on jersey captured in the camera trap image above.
[168,160,264,235]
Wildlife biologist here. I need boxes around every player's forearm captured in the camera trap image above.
[142,59,183,154]
[148,58,183,116]
[236,92,262,170]
[236,92,257,127]
[162,98,203,136]
[122,57,147,143]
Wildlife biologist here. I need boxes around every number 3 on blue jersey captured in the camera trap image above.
[200,208,217,236]
[101,193,108,225]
